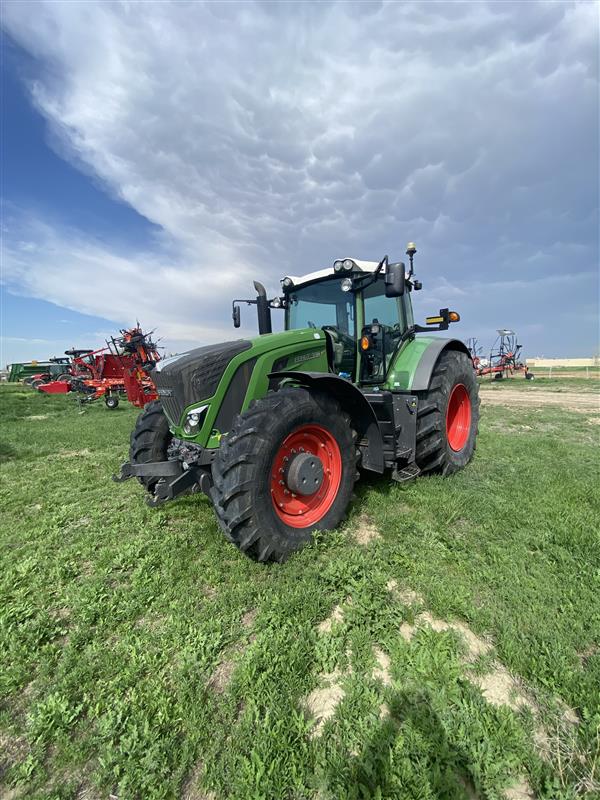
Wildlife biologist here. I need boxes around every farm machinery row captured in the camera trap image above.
[26,326,162,409]
[467,330,534,380]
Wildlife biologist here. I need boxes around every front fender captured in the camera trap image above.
[268,371,385,473]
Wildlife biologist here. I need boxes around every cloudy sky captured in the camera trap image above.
[2,0,598,365]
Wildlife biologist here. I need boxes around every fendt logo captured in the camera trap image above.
[292,349,325,365]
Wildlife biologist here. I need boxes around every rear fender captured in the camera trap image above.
[268,371,385,473]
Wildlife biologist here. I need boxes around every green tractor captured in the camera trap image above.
[115,244,479,561]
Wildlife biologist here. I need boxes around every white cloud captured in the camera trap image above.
[1,0,598,357]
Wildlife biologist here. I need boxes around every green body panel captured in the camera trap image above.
[7,362,59,382]
[383,336,440,391]
[171,328,329,446]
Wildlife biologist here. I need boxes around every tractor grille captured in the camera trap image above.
[158,393,184,428]
[151,340,252,426]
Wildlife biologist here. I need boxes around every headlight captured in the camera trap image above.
[270,296,282,308]
[183,404,207,435]
[281,277,293,290]
[340,277,352,292]
[333,259,344,272]
[343,259,354,270]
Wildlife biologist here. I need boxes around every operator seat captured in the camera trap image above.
[322,326,355,378]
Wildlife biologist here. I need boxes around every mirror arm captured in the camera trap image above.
[352,255,388,292]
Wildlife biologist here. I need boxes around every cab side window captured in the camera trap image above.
[363,283,405,330]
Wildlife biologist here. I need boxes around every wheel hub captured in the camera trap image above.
[270,424,343,528]
[284,452,324,496]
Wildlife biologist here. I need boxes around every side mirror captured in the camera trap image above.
[232,305,241,328]
[385,261,405,297]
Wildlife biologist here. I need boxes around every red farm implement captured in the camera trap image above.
[25,357,73,389]
[105,326,162,408]
[471,329,534,381]
[39,327,161,408]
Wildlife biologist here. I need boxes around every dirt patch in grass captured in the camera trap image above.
[504,776,535,799]
[399,608,492,661]
[241,609,257,628]
[479,388,600,412]
[387,580,424,607]
[472,666,534,713]
[56,449,93,458]
[180,760,216,800]
[318,603,345,634]
[372,647,392,686]
[353,514,380,545]
[207,653,238,695]
[74,781,104,800]
[135,614,167,632]
[577,643,599,666]
[304,671,345,737]
[26,414,49,421]
[0,730,29,797]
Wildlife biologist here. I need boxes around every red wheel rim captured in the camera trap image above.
[446,384,472,452]
[271,424,342,528]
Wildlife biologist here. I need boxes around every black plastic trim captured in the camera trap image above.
[213,357,257,433]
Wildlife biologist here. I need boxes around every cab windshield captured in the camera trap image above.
[286,279,355,336]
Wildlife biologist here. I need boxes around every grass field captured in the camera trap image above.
[1,380,599,800]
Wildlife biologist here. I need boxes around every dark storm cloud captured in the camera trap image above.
[2,0,598,355]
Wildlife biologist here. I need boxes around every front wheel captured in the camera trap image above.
[129,400,172,493]
[211,387,357,562]
[415,349,480,475]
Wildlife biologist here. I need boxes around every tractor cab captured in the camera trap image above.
[232,244,460,390]
[281,256,415,383]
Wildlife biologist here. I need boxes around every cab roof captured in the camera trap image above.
[284,259,380,290]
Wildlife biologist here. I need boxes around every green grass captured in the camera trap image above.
[478,376,600,393]
[1,383,599,800]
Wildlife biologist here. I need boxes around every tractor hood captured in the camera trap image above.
[151,329,329,436]
[152,339,253,428]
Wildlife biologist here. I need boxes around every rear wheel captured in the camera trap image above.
[415,350,479,475]
[211,387,357,562]
[129,400,172,493]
